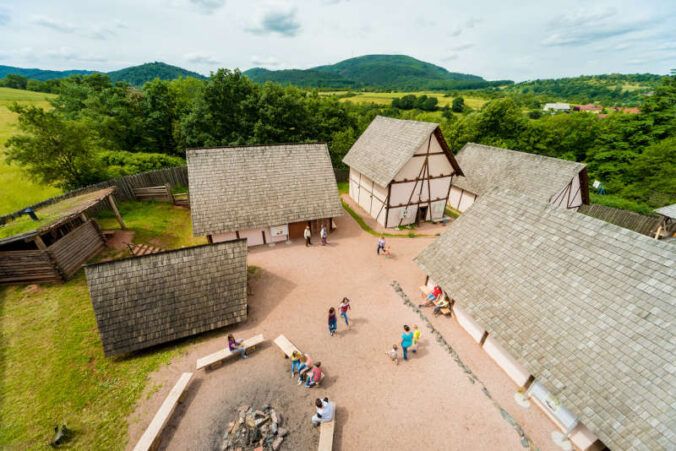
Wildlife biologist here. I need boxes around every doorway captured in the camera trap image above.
[417,206,428,224]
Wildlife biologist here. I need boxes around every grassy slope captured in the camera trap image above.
[0,87,61,215]
[0,201,205,449]
[321,90,486,109]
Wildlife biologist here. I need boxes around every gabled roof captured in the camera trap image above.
[187,143,342,236]
[655,203,676,219]
[452,143,586,202]
[342,116,462,187]
[86,240,248,357]
[0,187,115,246]
[415,187,676,451]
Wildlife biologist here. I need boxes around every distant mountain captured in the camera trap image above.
[0,62,206,86]
[0,65,96,81]
[244,54,510,91]
[107,62,206,85]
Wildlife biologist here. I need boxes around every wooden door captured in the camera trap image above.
[288,221,308,239]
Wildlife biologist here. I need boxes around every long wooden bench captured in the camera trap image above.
[195,334,264,370]
[134,372,193,451]
[420,286,451,315]
[273,334,301,358]
[317,401,336,451]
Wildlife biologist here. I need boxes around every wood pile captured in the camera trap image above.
[221,404,288,451]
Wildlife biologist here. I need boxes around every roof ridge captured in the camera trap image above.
[186,142,327,152]
[459,142,586,168]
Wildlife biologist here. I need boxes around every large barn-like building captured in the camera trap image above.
[187,143,343,246]
[86,240,248,357]
[448,143,589,212]
[343,116,463,228]
[415,187,675,451]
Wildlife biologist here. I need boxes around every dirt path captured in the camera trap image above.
[126,212,559,451]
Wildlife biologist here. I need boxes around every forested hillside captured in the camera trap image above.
[4,70,674,213]
[245,54,511,90]
[107,62,206,85]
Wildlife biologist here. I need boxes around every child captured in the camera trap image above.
[328,307,337,336]
[339,297,351,327]
[291,351,302,376]
[227,334,247,359]
[383,245,392,258]
[386,344,399,365]
[412,325,421,353]
[298,354,313,385]
[305,362,323,388]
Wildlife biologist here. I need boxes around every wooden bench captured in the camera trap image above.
[273,334,301,359]
[133,184,174,203]
[419,285,433,298]
[317,402,336,451]
[134,372,193,451]
[195,334,264,370]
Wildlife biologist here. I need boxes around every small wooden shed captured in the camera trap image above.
[342,116,463,228]
[0,187,125,284]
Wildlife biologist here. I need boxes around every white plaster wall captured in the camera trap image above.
[449,186,462,210]
[427,153,454,177]
[458,191,477,212]
[359,173,373,189]
[551,174,583,211]
[390,181,420,206]
[212,232,238,243]
[370,197,384,220]
[239,228,265,246]
[348,168,360,204]
[373,182,388,201]
[429,200,447,221]
[395,154,425,181]
[482,336,531,387]
[386,206,417,227]
[429,176,452,201]
[454,306,486,343]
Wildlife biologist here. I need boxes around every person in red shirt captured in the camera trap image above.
[305,362,323,388]
[419,286,442,308]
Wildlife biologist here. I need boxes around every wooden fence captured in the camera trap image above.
[578,204,661,237]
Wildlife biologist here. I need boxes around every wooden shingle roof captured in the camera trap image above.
[342,115,462,187]
[187,143,343,236]
[85,240,248,357]
[415,188,675,451]
[655,203,676,219]
[453,143,586,202]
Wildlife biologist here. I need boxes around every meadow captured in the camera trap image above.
[0,202,206,449]
[320,90,487,109]
[0,87,61,215]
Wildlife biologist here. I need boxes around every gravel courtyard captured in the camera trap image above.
[126,211,560,451]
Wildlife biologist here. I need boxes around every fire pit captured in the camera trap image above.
[221,404,288,451]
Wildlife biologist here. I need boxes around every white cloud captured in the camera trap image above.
[189,0,226,14]
[185,52,220,65]
[246,6,301,37]
[250,55,281,67]
[34,16,76,33]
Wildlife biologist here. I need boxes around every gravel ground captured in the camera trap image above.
[126,211,559,451]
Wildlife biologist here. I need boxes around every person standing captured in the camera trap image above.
[339,297,351,327]
[227,334,248,359]
[400,325,413,361]
[312,397,334,426]
[328,307,337,336]
[304,225,312,246]
[385,344,399,365]
[377,236,386,255]
[320,224,328,246]
[412,325,421,353]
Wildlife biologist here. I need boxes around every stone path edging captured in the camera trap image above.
[391,280,537,450]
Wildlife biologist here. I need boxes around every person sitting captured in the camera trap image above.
[297,354,313,385]
[312,397,334,426]
[305,362,323,388]
[419,286,442,307]
[227,334,248,359]
[433,297,450,316]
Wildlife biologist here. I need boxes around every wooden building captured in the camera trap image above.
[187,143,343,246]
[0,187,124,284]
[449,143,589,212]
[85,240,248,357]
[415,187,675,451]
[342,116,463,228]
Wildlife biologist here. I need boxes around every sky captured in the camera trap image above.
[0,0,675,82]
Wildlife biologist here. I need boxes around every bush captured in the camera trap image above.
[98,150,185,178]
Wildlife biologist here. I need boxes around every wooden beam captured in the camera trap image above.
[384,183,391,228]
[390,173,453,184]
[108,195,126,230]
[479,331,489,346]
[33,235,48,250]
[410,151,446,157]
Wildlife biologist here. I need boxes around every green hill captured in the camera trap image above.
[107,62,206,85]
[244,54,510,91]
[0,62,206,87]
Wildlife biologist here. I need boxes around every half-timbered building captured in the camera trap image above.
[342,116,463,228]
[449,143,589,212]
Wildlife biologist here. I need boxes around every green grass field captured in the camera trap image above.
[320,90,487,109]
[0,88,61,215]
[0,201,206,449]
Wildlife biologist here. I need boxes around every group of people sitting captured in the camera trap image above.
[291,351,323,388]
[419,285,450,315]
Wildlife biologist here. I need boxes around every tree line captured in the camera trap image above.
[6,71,674,212]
